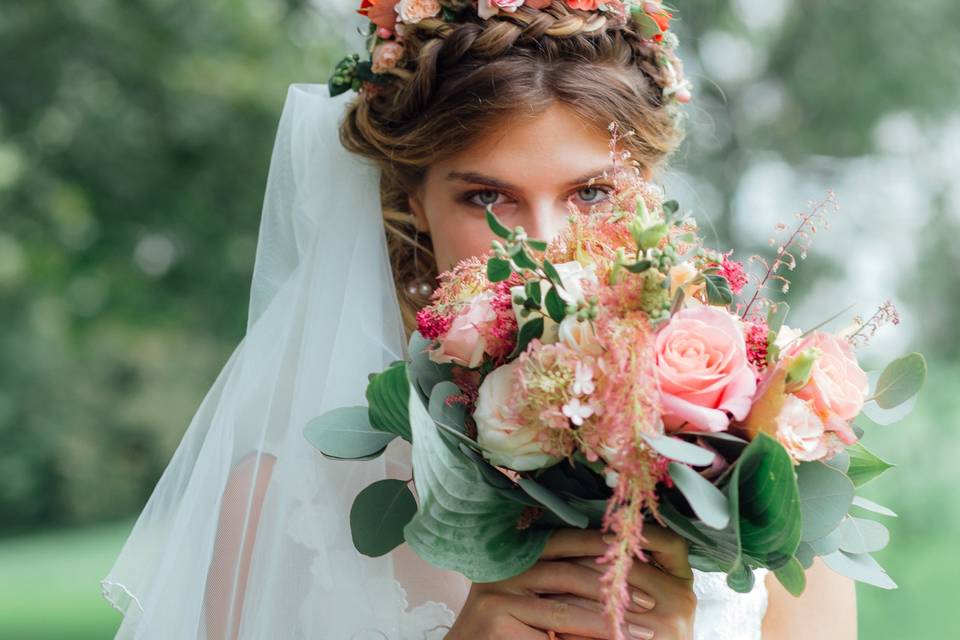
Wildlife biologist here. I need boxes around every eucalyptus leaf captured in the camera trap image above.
[668,462,730,530]
[846,443,894,487]
[807,524,843,556]
[643,434,716,466]
[407,331,453,401]
[795,542,816,569]
[303,406,395,460]
[428,381,467,433]
[822,550,897,589]
[796,462,854,542]
[851,496,898,518]
[404,384,551,582]
[824,449,850,474]
[350,479,418,557]
[871,352,927,409]
[516,477,590,529]
[862,370,918,424]
[837,516,890,554]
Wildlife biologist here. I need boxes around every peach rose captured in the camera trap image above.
[655,306,757,432]
[396,0,440,24]
[775,395,831,462]
[371,42,404,73]
[668,262,706,303]
[558,316,603,355]
[475,361,560,471]
[428,293,496,368]
[782,331,868,444]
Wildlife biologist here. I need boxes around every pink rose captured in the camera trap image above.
[566,0,601,10]
[782,331,868,444]
[371,42,404,73]
[396,0,441,24]
[655,306,758,432]
[478,0,525,19]
[428,293,496,368]
[775,395,831,462]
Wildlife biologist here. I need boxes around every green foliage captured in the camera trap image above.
[350,479,418,557]
[303,406,395,460]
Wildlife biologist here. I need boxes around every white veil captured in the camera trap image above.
[102,84,470,639]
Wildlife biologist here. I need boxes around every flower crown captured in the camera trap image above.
[329,1,692,110]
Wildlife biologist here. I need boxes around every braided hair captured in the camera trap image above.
[339,1,687,332]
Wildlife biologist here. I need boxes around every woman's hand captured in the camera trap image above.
[446,526,697,639]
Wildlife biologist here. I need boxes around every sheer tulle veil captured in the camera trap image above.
[101,84,470,639]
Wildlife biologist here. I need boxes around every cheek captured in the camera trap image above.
[430,216,495,271]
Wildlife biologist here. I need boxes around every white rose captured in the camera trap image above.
[554,260,598,305]
[396,0,441,24]
[474,362,560,471]
[558,316,603,355]
[775,395,830,462]
[774,324,804,351]
[668,262,706,303]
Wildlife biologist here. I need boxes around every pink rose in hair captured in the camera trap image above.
[478,0,526,19]
[371,42,404,73]
[566,0,601,10]
[396,0,441,24]
[781,331,868,444]
[655,306,757,432]
[428,292,497,368]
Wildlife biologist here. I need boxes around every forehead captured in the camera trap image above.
[428,103,613,187]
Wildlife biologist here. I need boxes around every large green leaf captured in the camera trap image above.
[403,382,551,582]
[366,361,412,441]
[871,352,927,409]
[774,556,807,596]
[730,433,803,569]
[303,406,395,460]
[796,461,855,541]
[350,479,418,557]
[846,443,895,487]
[407,331,453,402]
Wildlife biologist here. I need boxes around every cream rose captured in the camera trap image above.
[668,262,706,303]
[782,331,868,444]
[474,362,560,471]
[655,306,757,432]
[558,316,603,355]
[371,42,404,73]
[428,292,496,368]
[775,395,831,462]
[396,0,441,24]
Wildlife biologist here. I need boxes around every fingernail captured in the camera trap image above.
[631,591,656,610]
[627,623,655,639]
[602,533,617,544]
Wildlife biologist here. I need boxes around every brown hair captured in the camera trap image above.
[339,2,686,332]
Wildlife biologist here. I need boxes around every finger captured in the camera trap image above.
[542,529,609,560]
[634,524,694,580]
[510,561,653,614]
[501,593,656,640]
[541,594,658,627]
[566,558,657,611]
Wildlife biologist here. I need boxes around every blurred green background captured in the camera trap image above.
[0,0,956,638]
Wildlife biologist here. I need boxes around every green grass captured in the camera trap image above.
[0,521,127,640]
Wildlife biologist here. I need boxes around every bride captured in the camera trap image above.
[103,2,857,639]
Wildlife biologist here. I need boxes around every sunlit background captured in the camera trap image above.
[1,1,956,638]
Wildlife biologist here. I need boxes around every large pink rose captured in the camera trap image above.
[655,306,758,432]
[428,293,496,368]
[782,331,868,444]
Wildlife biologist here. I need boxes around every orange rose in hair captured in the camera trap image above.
[567,0,601,9]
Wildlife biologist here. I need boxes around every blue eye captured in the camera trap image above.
[577,187,608,203]
[468,190,504,207]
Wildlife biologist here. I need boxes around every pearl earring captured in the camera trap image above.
[406,281,434,298]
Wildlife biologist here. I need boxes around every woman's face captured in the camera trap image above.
[408,102,651,272]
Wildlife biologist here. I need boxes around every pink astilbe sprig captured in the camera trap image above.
[845,300,901,348]
[744,319,770,373]
[709,250,749,295]
[740,192,839,321]
[481,276,523,360]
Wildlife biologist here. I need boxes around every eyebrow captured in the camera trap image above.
[445,165,617,191]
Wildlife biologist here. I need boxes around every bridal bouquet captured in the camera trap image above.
[304,132,925,637]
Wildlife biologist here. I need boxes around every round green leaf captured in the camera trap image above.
[303,406,395,460]
[797,461,854,542]
[350,479,418,557]
[644,434,716,467]
[837,516,890,554]
[871,352,927,409]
